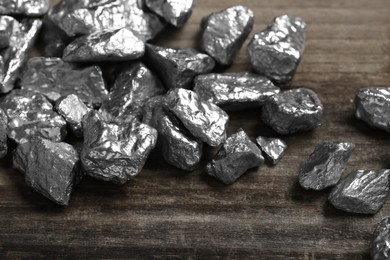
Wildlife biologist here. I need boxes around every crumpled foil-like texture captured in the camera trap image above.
[56,94,91,138]
[145,0,194,27]
[256,136,287,165]
[200,5,253,66]
[0,109,7,158]
[41,19,71,57]
[298,141,355,190]
[0,18,42,93]
[207,129,264,185]
[371,217,390,260]
[261,88,323,134]
[355,88,390,133]
[63,28,145,62]
[248,15,306,85]
[49,0,165,41]
[21,57,108,107]
[0,0,49,17]
[166,88,228,147]
[0,89,67,144]
[13,137,80,205]
[194,72,280,111]
[145,44,215,90]
[101,62,165,119]
[81,111,157,184]
[145,96,202,171]
[328,169,390,214]
[0,16,13,49]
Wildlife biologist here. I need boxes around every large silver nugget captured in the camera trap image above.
[200,5,253,66]
[256,136,287,165]
[21,57,107,107]
[145,97,202,171]
[355,88,390,133]
[56,94,91,138]
[49,0,165,41]
[248,15,306,85]
[0,89,67,144]
[63,28,145,62]
[145,0,193,28]
[0,109,7,158]
[328,170,390,214]
[101,62,165,119]
[261,88,323,134]
[145,44,215,90]
[371,217,390,260]
[194,72,280,111]
[299,141,355,190]
[81,111,157,184]
[0,18,42,93]
[206,129,264,185]
[0,0,49,17]
[0,16,13,49]
[166,88,228,147]
[13,137,80,205]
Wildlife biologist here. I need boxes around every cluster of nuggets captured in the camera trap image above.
[0,1,389,257]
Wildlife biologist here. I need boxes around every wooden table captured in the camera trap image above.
[1,0,390,258]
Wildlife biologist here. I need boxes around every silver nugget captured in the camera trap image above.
[371,217,390,260]
[0,0,49,17]
[207,129,264,185]
[299,141,355,190]
[355,88,390,133]
[145,0,194,27]
[145,44,215,90]
[194,72,280,111]
[166,88,228,147]
[261,88,323,134]
[0,90,67,144]
[101,62,165,119]
[200,5,253,66]
[81,111,157,184]
[21,57,108,107]
[248,15,306,84]
[256,136,287,165]
[13,137,80,205]
[0,18,42,93]
[328,170,390,214]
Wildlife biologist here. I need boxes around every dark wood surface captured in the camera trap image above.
[1,0,390,259]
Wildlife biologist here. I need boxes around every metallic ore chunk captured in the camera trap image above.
[146,98,202,171]
[56,94,91,138]
[194,72,280,111]
[0,0,49,17]
[166,88,229,147]
[248,15,306,84]
[13,137,80,205]
[41,19,70,57]
[328,170,390,214]
[0,16,13,49]
[49,0,165,41]
[0,109,7,158]
[355,88,390,133]
[371,217,390,260]
[21,57,108,107]
[81,111,157,184]
[206,129,264,185]
[0,89,67,144]
[0,18,42,93]
[299,141,355,190]
[261,88,323,134]
[101,62,165,119]
[63,28,145,62]
[145,0,194,27]
[256,136,287,165]
[200,5,253,66]
[145,44,215,90]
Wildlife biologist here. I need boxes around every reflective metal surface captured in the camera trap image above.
[0,0,50,17]
[371,217,390,260]
[145,0,194,27]
[0,109,7,158]
[256,136,287,165]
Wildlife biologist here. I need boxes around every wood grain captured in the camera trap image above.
[1,0,390,259]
